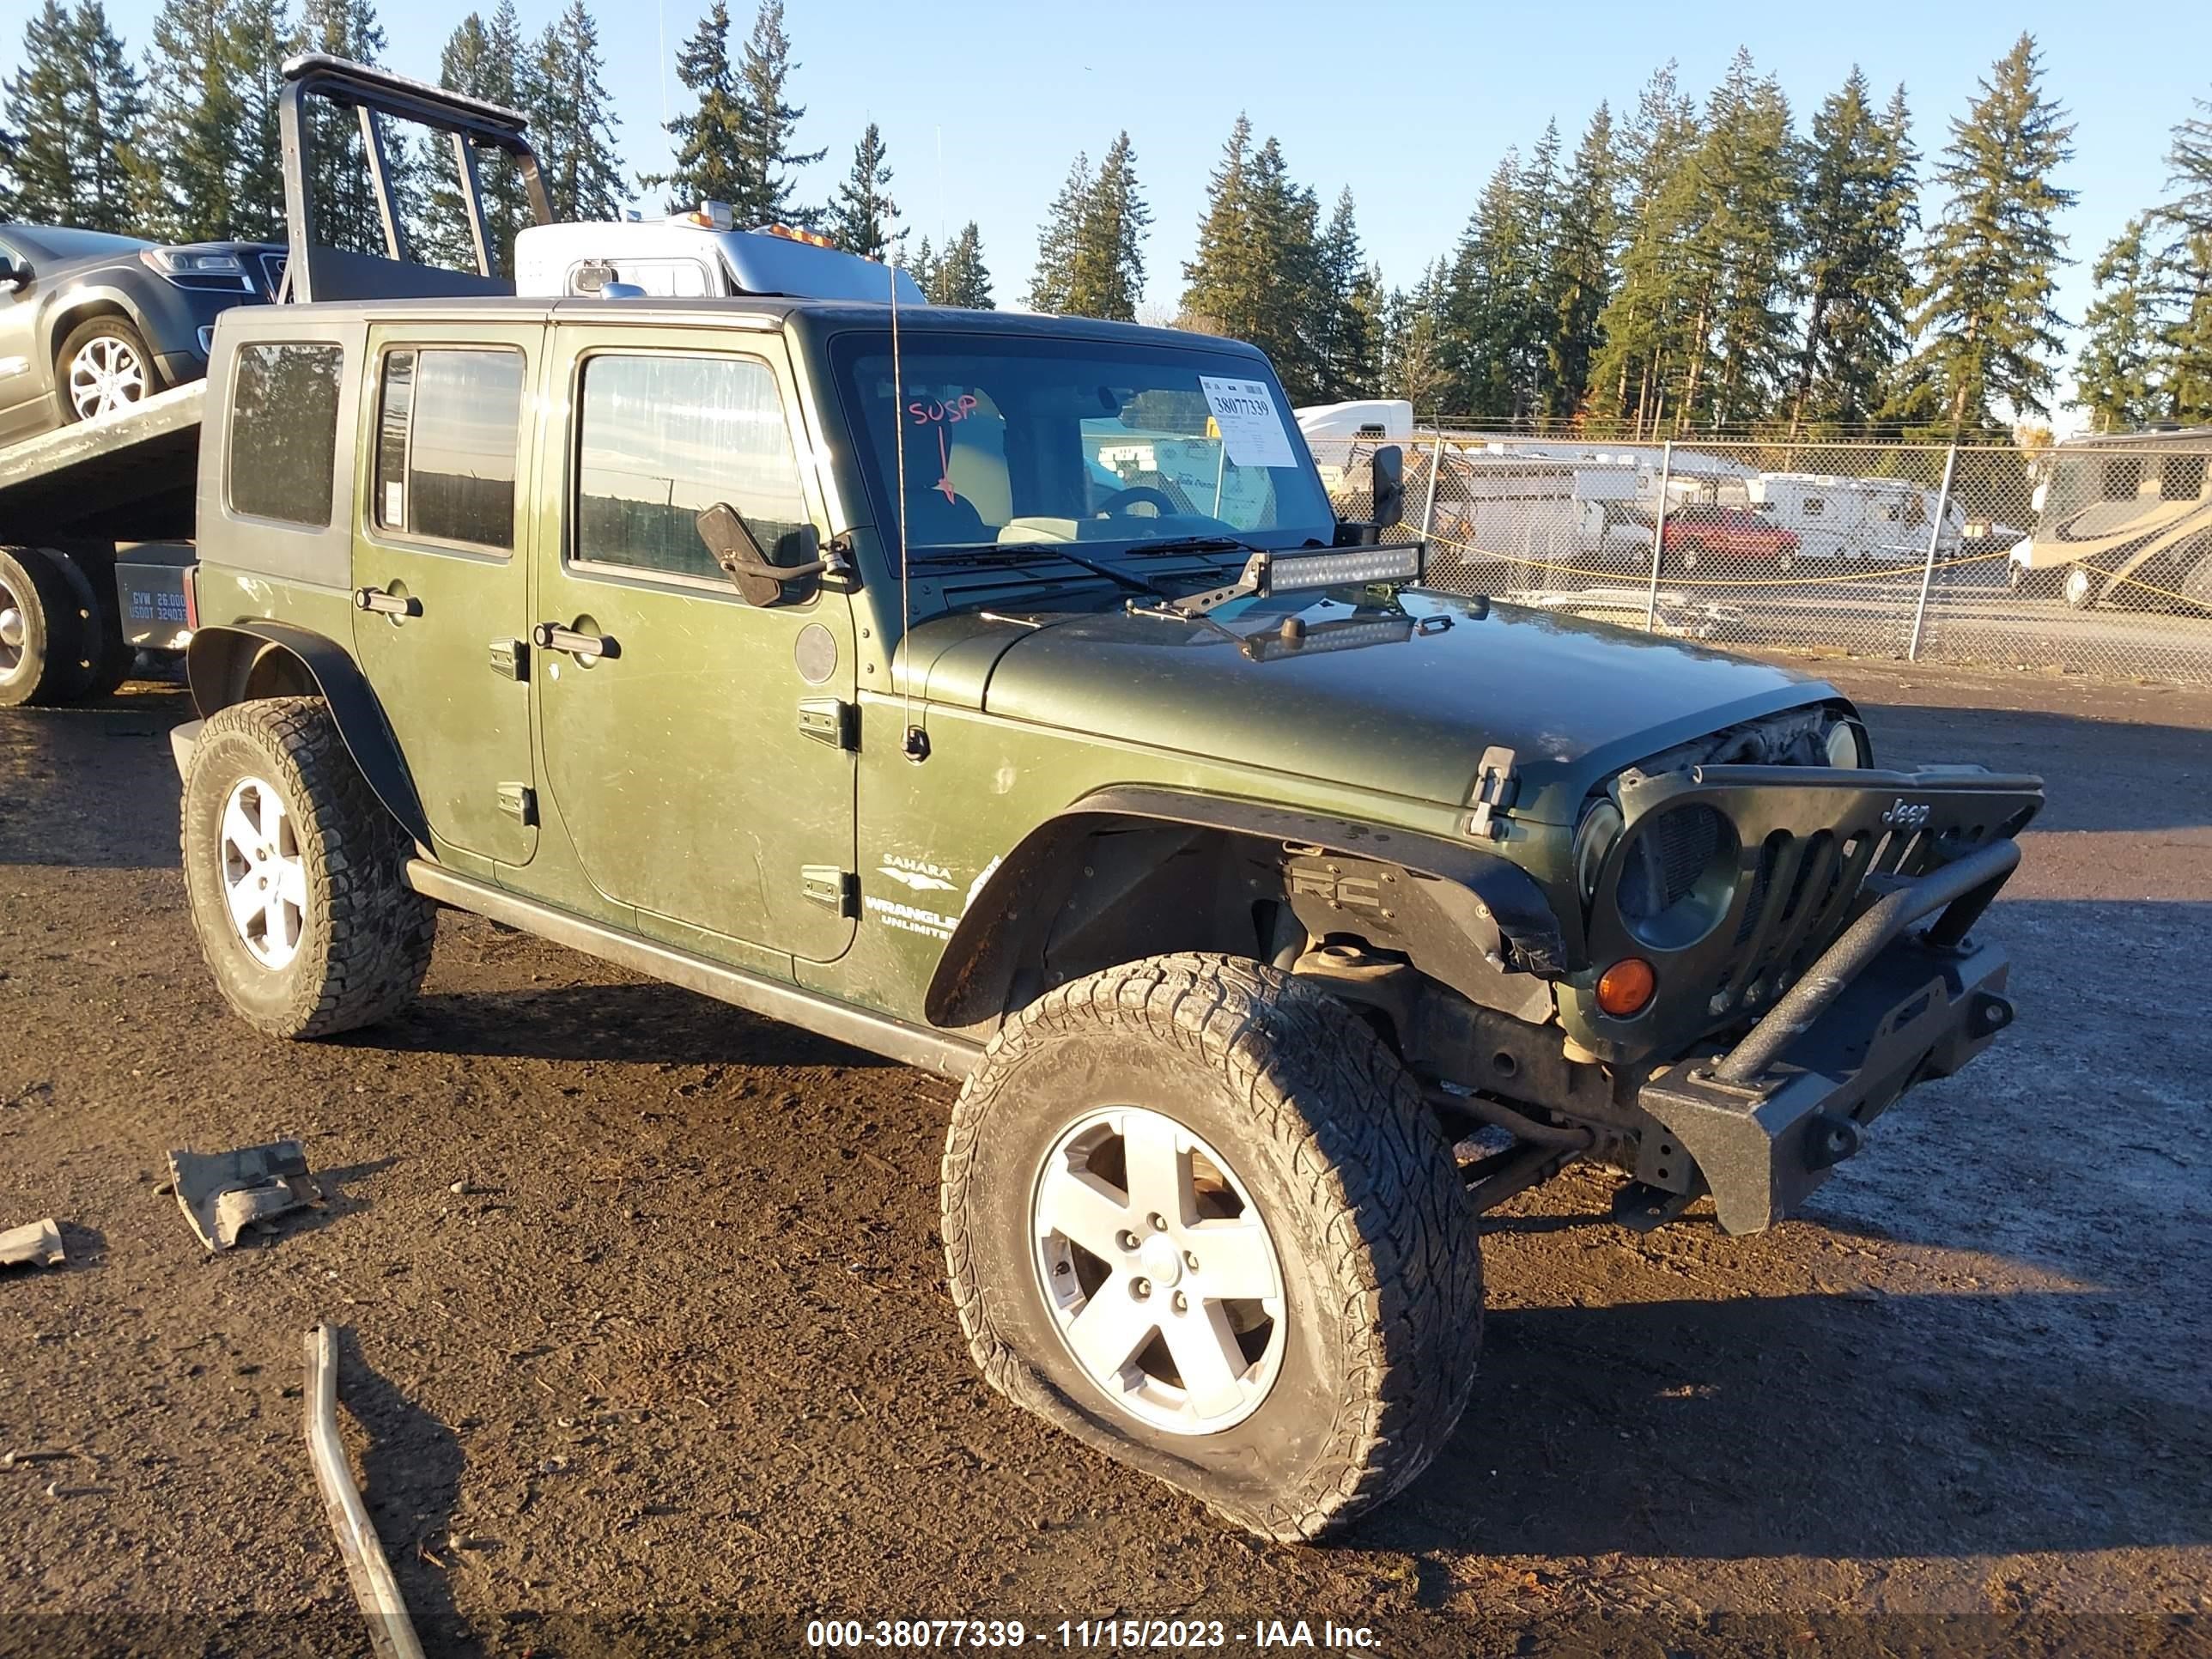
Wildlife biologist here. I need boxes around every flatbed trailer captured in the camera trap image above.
[0,382,204,706]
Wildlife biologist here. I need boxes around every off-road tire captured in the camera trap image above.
[941,952,1483,1542]
[0,545,96,708]
[180,696,435,1038]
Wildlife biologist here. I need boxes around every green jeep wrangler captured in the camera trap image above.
[172,288,2041,1540]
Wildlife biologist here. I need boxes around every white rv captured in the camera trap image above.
[2008,427,2212,608]
[1745,471,1964,562]
[514,204,926,305]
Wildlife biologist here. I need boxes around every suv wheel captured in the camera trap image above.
[942,953,1483,1541]
[57,317,161,425]
[0,546,96,708]
[181,696,435,1038]
[1675,538,1706,574]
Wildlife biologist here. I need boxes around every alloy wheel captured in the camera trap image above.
[1031,1106,1286,1435]
[218,775,309,970]
[67,335,148,422]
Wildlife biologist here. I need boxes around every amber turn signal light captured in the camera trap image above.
[1595,957,1656,1018]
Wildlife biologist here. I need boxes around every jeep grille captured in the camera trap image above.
[1618,803,1727,921]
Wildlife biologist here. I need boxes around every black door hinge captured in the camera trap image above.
[800,866,858,915]
[489,638,528,681]
[797,697,857,750]
[496,782,537,826]
[1466,745,1518,840]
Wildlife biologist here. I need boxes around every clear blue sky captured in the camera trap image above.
[18,0,2212,390]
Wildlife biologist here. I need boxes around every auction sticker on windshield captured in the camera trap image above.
[1198,375,1295,470]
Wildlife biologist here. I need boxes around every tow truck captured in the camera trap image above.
[0,54,916,708]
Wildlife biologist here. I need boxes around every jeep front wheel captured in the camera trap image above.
[941,953,1483,1541]
[181,696,435,1038]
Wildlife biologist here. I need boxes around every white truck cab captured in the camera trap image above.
[514,203,925,305]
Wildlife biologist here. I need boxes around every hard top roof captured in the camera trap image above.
[218,292,1271,358]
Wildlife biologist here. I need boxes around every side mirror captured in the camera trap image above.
[1370,444,1406,532]
[695,503,841,606]
[0,258,28,295]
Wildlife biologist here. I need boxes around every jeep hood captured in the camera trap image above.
[917,588,1835,824]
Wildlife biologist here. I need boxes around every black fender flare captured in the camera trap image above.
[184,620,430,848]
[925,783,1569,1027]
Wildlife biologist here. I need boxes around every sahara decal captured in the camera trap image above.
[878,854,957,893]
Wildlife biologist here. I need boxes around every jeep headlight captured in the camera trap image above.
[1825,720,1869,769]
[1573,799,1625,902]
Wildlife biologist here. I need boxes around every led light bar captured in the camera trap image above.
[1252,544,1425,596]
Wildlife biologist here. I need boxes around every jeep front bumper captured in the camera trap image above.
[1634,836,2021,1235]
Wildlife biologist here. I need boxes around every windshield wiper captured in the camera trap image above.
[916,541,1249,647]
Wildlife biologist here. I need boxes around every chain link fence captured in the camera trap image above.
[1310,428,2212,686]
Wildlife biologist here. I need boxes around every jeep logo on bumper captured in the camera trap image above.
[1881,798,1932,829]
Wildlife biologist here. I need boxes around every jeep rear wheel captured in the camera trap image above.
[181,696,435,1038]
[941,953,1483,1541]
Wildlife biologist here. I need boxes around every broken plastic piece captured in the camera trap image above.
[167,1139,320,1250]
[0,1218,65,1269]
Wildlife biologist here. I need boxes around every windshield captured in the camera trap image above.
[829,332,1335,561]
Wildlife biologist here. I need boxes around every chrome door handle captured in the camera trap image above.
[532,622,617,659]
[355,586,421,618]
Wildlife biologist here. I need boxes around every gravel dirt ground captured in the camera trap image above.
[2,657,2208,1659]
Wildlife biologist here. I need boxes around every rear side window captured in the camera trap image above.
[374,347,526,551]
[228,343,343,526]
[574,353,808,582]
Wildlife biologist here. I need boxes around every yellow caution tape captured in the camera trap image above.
[1421,531,2020,591]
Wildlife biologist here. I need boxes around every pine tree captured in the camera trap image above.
[224,0,293,243]
[1547,101,1616,419]
[526,0,626,222]
[907,234,936,299]
[1441,151,1539,420]
[2166,90,2212,240]
[1905,33,2077,438]
[732,0,821,226]
[644,1,752,212]
[1066,130,1148,321]
[1311,188,1379,400]
[1788,70,1917,432]
[2072,216,2166,431]
[297,0,399,255]
[1589,63,1701,434]
[3,3,92,226]
[1381,259,1450,413]
[421,2,532,272]
[1683,50,1799,429]
[1026,149,1090,312]
[1181,117,1326,396]
[137,0,242,239]
[931,220,992,307]
[1179,115,1253,335]
[827,122,897,259]
[2154,94,2212,420]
